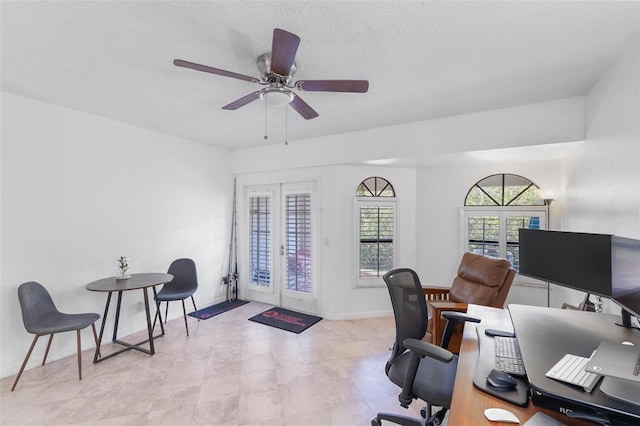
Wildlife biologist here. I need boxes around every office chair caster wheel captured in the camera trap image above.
[421,407,427,418]
[371,418,380,426]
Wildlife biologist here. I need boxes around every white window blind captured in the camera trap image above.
[285,193,312,293]
[359,204,395,279]
[463,208,546,275]
[249,195,271,287]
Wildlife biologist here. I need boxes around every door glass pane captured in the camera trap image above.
[467,216,500,257]
[506,215,541,273]
[359,205,394,278]
[285,193,312,293]
[249,195,271,287]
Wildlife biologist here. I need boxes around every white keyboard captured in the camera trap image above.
[545,353,602,392]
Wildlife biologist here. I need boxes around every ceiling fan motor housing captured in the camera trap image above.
[257,53,296,85]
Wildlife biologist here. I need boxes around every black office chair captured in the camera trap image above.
[154,258,200,336]
[372,268,480,426]
[12,281,100,391]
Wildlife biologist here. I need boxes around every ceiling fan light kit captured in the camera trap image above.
[173,28,369,121]
[259,87,294,108]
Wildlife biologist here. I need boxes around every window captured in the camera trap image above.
[465,174,544,207]
[356,177,396,287]
[462,174,547,278]
[285,193,312,293]
[248,194,272,287]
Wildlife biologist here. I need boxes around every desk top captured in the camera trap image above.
[86,273,173,292]
[449,304,596,426]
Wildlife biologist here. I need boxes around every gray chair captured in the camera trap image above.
[12,281,100,391]
[372,268,480,426]
[154,258,200,336]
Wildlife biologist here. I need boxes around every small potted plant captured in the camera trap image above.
[116,256,130,280]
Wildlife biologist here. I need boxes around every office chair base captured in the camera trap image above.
[372,407,447,426]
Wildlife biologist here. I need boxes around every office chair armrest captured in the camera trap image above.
[428,301,469,346]
[397,337,455,408]
[439,311,481,350]
[441,311,481,324]
[403,338,454,363]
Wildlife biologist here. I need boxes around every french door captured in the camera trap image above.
[244,182,317,314]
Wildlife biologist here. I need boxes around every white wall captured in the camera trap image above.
[231,98,586,319]
[232,97,585,173]
[235,165,416,320]
[1,93,233,378]
[415,160,566,307]
[553,40,640,311]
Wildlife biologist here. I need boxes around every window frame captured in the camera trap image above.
[247,189,275,294]
[282,187,315,300]
[461,206,548,287]
[354,198,397,288]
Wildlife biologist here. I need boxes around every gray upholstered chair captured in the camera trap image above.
[372,268,480,426]
[12,281,100,391]
[154,258,200,336]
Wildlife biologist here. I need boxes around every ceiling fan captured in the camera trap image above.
[174,28,369,120]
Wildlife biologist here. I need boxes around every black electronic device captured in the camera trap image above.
[487,369,518,388]
[518,229,612,297]
[519,229,640,328]
[611,236,640,327]
[485,329,515,338]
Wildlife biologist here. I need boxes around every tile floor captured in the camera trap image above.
[1,301,442,425]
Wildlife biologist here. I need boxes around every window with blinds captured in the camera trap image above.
[355,177,396,287]
[464,209,546,275]
[285,193,312,293]
[359,205,395,278]
[249,195,271,287]
[463,174,547,278]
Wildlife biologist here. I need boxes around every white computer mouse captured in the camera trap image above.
[484,408,520,423]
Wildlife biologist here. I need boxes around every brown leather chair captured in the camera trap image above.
[422,252,516,352]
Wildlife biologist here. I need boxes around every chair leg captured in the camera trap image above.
[165,301,169,324]
[42,334,54,365]
[76,329,82,381]
[191,296,200,321]
[11,335,41,391]
[181,299,189,336]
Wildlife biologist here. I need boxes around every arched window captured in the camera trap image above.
[356,176,395,197]
[465,173,544,206]
[356,177,396,287]
[462,174,547,276]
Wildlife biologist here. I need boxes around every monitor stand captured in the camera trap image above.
[600,377,640,407]
[578,293,596,312]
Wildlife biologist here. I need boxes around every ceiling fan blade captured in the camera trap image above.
[289,94,319,120]
[271,29,300,76]
[222,91,261,110]
[296,80,369,93]
[174,59,259,83]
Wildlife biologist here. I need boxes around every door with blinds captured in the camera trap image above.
[245,182,317,314]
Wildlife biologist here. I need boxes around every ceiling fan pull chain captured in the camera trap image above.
[285,106,288,146]
[264,95,268,140]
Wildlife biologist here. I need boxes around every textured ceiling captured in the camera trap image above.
[1,1,639,151]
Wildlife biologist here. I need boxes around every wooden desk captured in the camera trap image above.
[449,304,592,425]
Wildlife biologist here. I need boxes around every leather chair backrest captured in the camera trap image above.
[448,252,515,308]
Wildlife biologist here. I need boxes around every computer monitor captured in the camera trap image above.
[519,229,640,328]
[611,236,640,327]
[518,229,612,298]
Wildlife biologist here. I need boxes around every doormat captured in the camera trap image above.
[248,307,322,334]
[188,299,249,320]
